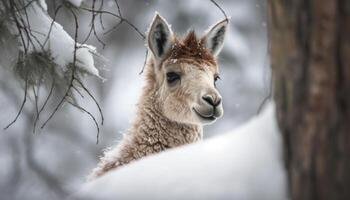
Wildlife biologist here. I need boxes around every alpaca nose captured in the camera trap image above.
[202,95,221,107]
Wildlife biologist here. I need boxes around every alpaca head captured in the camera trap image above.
[146,13,228,125]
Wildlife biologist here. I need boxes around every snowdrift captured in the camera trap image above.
[71,102,287,200]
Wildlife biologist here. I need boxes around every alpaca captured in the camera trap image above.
[88,13,228,180]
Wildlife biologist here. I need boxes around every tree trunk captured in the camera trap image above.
[268,0,350,199]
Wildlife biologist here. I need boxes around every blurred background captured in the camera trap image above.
[0,0,269,199]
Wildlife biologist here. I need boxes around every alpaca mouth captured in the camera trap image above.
[193,108,216,121]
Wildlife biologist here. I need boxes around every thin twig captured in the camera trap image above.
[72,84,85,98]
[74,78,104,125]
[98,0,105,30]
[32,86,39,133]
[139,49,148,75]
[114,0,122,17]
[79,7,145,39]
[4,77,28,130]
[6,0,28,54]
[81,0,106,47]
[43,4,63,47]
[257,2,272,114]
[103,19,123,35]
[41,6,80,129]
[67,100,100,144]
[33,77,55,133]
[209,0,228,19]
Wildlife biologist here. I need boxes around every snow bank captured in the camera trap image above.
[66,0,84,7]
[38,0,47,11]
[14,1,99,77]
[71,102,287,200]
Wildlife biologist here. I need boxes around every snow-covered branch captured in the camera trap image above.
[0,0,148,139]
[13,1,101,77]
[0,0,105,137]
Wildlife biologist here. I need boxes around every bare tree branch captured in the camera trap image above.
[67,99,100,144]
[41,6,80,130]
[4,73,28,130]
[209,0,228,19]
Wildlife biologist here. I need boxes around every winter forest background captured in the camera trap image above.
[0,0,273,199]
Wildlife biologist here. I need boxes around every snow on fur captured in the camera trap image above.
[72,102,287,200]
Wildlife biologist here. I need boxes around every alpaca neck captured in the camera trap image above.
[87,68,203,180]
[129,91,203,149]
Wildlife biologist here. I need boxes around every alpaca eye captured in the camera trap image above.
[166,72,180,84]
[214,75,221,86]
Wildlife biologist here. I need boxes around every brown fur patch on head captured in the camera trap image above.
[168,31,216,66]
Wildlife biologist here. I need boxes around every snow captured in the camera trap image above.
[38,0,47,11]
[13,1,100,77]
[66,0,84,7]
[71,102,287,200]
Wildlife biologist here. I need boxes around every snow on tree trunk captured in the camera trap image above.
[268,0,350,199]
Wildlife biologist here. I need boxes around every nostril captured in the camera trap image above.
[202,95,215,106]
[215,98,222,106]
[202,95,221,107]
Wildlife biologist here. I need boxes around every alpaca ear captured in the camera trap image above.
[202,18,229,56]
[147,13,173,59]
